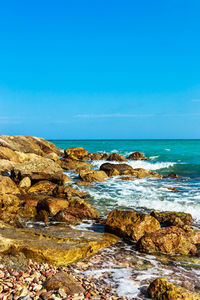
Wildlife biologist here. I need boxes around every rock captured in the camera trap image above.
[151,211,193,227]
[166,172,179,178]
[0,159,17,172]
[87,152,109,160]
[0,226,119,265]
[0,146,20,162]
[62,174,72,184]
[128,152,148,160]
[131,168,162,179]
[43,272,85,295]
[55,186,88,199]
[54,210,80,224]
[0,175,20,195]
[0,194,20,208]
[79,169,108,182]
[107,153,128,162]
[17,206,37,218]
[148,277,200,299]
[19,177,31,189]
[11,158,63,184]
[187,229,200,244]
[159,186,179,191]
[28,180,58,195]
[100,163,134,176]
[37,197,69,216]
[35,210,49,223]
[64,147,88,160]
[60,159,93,171]
[105,210,161,241]
[120,176,135,181]
[75,181,92,186]
[136,226,197,255]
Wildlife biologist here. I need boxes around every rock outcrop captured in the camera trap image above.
[64,147,88,160]
[128,152,148,160]
[148,277,200,299]
[151,211,193,227]
[79,169,108,182]
[107,153,128,162]
[105,210,161,241]
[136,226,198,255]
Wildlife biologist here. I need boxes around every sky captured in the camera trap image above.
[0,0,200,139]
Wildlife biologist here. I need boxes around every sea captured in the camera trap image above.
[49,139,200,299]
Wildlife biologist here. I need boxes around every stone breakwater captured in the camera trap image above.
[0,136,199,299]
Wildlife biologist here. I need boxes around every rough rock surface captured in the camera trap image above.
[36,197,69,216]
[128,152,148,160]
[11,158,63,183]
[79,169,108,182]
[60,158,93,171]
[100,163,134,176]
[64,147,88,160]
[0,226,119,266]
[19,176,32,189]
[105,209,161,241]
[107,153,128,162]
[151,210,193,227]
[148,277,200,299]
[86,152,109,160]
[136,226,198,255]
[43,272,85,295]
[0,175,20,195]
[28,180,58,195]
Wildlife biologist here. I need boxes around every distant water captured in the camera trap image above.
[50,140,200,224]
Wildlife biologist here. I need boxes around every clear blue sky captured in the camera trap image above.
[0,0,200,139]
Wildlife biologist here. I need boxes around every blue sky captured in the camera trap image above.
[0,0,200,139]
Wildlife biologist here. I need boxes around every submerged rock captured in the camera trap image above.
[148,277,200,299]
[0,226,119,265]
[64,147,88,160]
[136,226,197,255]
[107,153,128,162]
[128,152,148,160]
[105,209,161,241]
[151,210,193,227]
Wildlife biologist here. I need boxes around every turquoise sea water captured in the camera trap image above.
[50,140,200,224]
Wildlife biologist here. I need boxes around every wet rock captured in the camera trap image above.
[86,152,109,160]
[11,158,63,184]
[105,209,161,241]
[19,177,31,189]
[75,181,92,186]
[62,174,72,184]
[36,197,69,216]
[35,210,49,223]
[79,169,108,182]
[151,211,193,227]
[128,152,148,160]
[0,226,119,265]
[131,168,162,179]
[120,176,135,181]
[0,175,20,195]
[107,153,128,162]
[100,163,134,176]
[137,226,197,255]
[166,172,179,178]
[43,272,85,295]
[54,210,80,224]
[28,180,58,195]
[148,277,200,299]
[55,186,88,199]
[64,147,88,160]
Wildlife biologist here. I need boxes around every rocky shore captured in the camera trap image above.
[0,135,199,299]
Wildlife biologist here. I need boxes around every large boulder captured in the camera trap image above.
[0,175,20,195]
[36,197,69,216]
[100,163,134,176]
[107,153,128,162]
[87,152,109,160]
[28,180,58,195]
[79,169,108,182]
[0,226,119,266]
[151,211,193,227]
[105,210,161,241]
[128,152,148,160]
[64,147,88,160]
[0,146,20,162]
[136,226,198,255]
[11,157,63,183]
[148,277,200,299]
[60,159,93,172]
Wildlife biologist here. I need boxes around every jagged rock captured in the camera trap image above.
[0,226,119,265]
[105,210,161,241]
[35,210,49,223]
[28,180,58,195]
[76,181,92,186]
[19,177,31,189]
[131,168,162,179]
[136,226,197,255]
[120,176,135,181]
[100,163,134,176]
[11,158,63,184]
[0,194,20,208]
[64,147,88,160]
[17,206,37,218]
[148,277,200,299]
[60,158,93,171]
[107,153,128,162]
[0,159,17,172]
[36,197,69,216]
[151,211,193,227]
[128,152,148,160]
[43,272,85,295]
[0,175,20,195]
[63,174,72,184]
[86,152,109,160]
[54,210,80,224]
[0,146,20,162]
[79,169,108,182]
[55,186,88,199]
